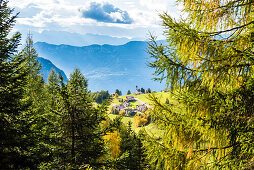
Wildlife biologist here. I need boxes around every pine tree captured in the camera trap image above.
[115,89,122,96]
[0,1,38,168]
[119,122,146,169]
[94,90,110,104]
[58,68,107,168]
[19,34,56,167]
[165,98,169,105]
[104,119,146,169]
[147,88,151,93]
[146,0,254,169]
[20,33,45,112]
[127,90,131,95]
[140,88,145,93]
[47,69,60,109]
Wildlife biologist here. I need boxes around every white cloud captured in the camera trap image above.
[9,0,181,41]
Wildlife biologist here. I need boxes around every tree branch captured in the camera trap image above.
[193,143,239,152]
[203,21,254,35]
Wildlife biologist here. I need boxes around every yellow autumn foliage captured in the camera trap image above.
[119,110,125,116]
[103,131,121,159]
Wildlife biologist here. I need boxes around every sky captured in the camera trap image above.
[9,0,182,45]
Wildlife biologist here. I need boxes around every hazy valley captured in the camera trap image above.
[35,41,166,94]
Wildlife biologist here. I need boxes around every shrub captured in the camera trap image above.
[134,112,149,127]
[119,110,125,116]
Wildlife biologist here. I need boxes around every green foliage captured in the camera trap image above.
[165,98,169,104]
[55,68,107,167]
[146,88,151,93]
[119,122,147,169]
[0,1,39,168]
[93,90,110,104]
[146,0,254,169]
[19,34,55,168]
[104,118,147,169]
[127,90,131,95]
[47,69,61,110]
[140,87,145,93]
[115,89,122,96]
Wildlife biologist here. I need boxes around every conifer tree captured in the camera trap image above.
[57,68,107,168]
[47,68,62,113]
[127,90,131,95]
[20,33,45,113]
[104,119,146,169]
[0,1,38,168]
[147,88,151,93]
[146,0,254,169]
[115,89,122,96]
[119,122,146,169]
[140,88,145,93]
[19,34,55,167]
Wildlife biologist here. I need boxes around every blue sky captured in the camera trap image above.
[9,0,181,45]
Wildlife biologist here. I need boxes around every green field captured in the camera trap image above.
[135,92,171,105]
[108,114,163,138]
[108,92,171,138]
[112,91,172,106]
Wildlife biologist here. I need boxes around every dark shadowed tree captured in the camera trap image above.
[127,90,131,95]
[140,88,145,93]
[146,88,151,93]
[115,89,122,96]
[0,1,41,168]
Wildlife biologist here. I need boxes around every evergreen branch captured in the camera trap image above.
[50,109,61,116]
[203,21,254,35]
[188,0,253,12]
[193,143,239,152]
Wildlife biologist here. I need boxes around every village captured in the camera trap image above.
[111,86,149,117]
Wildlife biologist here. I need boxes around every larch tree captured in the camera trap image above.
[145,0,254,169]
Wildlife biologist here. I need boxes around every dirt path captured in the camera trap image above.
[134,98,151,108]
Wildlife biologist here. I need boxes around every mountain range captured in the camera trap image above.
[37,57,68,83]
[34,41,166,94]
[18,30,136,47]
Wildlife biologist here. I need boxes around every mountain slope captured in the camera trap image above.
[34,41,166,94]
[37,57,68,82]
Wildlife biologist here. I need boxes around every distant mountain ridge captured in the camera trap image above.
[37,57,68,83]
[19,30,134,47]
[34,41,166,94]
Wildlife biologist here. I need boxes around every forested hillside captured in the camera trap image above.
[1,0,253,169]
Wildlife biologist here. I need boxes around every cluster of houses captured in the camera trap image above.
[111,96,147,116]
